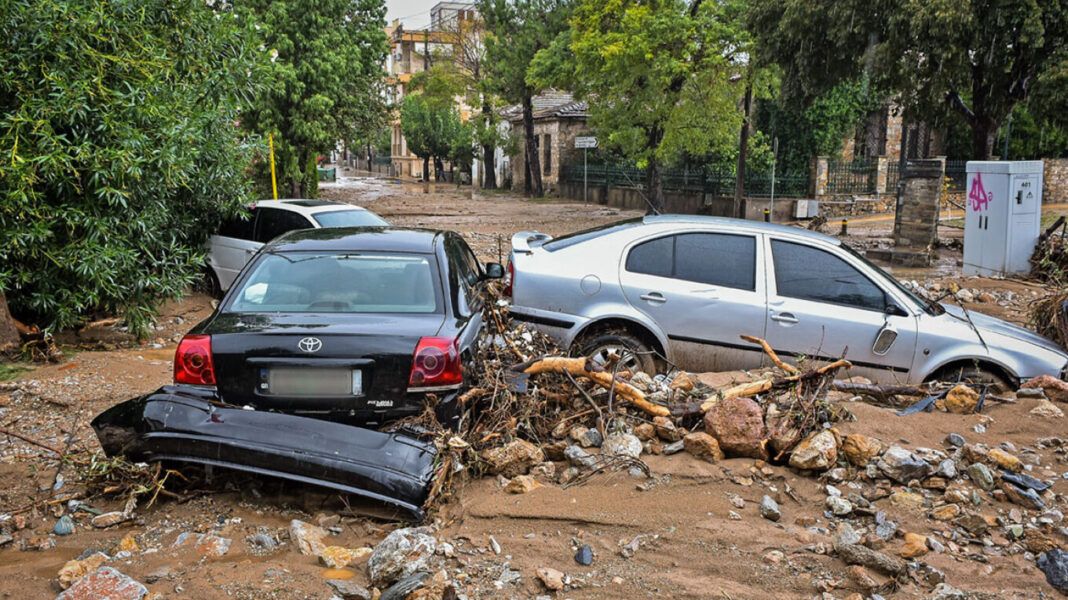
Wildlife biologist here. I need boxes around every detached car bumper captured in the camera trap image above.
[91,386,437,520]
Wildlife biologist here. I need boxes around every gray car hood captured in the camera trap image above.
[940,303,1065,355]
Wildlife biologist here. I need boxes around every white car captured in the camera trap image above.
[206,199,388,293]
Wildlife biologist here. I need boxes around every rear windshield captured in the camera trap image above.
[229,252,440,313]
[542,218,643,252]
[312,210,389,228]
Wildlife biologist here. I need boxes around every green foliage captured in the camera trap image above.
[0,0,264,337]
[480,0,572,106]
[239,0,388,198]
[400,94,467,168]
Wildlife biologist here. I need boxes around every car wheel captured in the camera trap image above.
[199,267,223,299]
[578,331,657,375]
[934,365,1013,394]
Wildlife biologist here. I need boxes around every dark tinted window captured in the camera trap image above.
[675,233,755,290]
[256,208,314,243]
[218,210,254,240]
[625,236,673,277]
[771,240,886,311]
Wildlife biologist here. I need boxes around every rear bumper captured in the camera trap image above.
[91,386,437,520]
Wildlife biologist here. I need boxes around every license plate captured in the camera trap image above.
[263,367,362,396]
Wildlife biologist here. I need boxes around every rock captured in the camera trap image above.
[564,445,597,469]
[954,513,989,536]
[944,433,966,447]
[929,504,961,521]
[1031,400,1065,418]
[760,495,781,522]
[601,432,642,458]
[682,432,724,461]
[379,571,432,600]
[368,527,437,588]
[535,567,564,591]
[574,544,593,565]
[173,533,232,558]
[630,371,654,390]
[838,543,906,576]
[634,423,656,441]
[704,396,768,460]
[928,583,967,600]
[652,416,681,442]
[481,439,544,477]
[1039,549,1068,593]
[542,440,568,461]
[580,428,603,448]
[143,566,172,585]
[327,579,373,600]
[836,522,862,547]
[91,512,129,529]
[505,475,542,494]
[762,549,784,564]
[989,447,1023,472]
[662,440,684,455]
[58,553,108,589]
[289,520,328,556]
[939,385,978,413]
[841,433,881,467]
[115,535,139,554]
[847,565,878,591]
[1018,386,1048,399]
[669,372,695,391]
[889,490,925,509]
[878,445,929,483]
[56,567,147,600]
[789,429,839,471]
[319,546,372,569]
[1022,375,1068,403]
[898,532,929,558]
[1001,482,1045,510]
[826,496,852,516]
[936,459,957,479]
[249,533,277,551]
[54,516,75,536]
[965,463,996,491]
[1002,470,1051,491]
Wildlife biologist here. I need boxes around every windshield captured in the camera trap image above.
[229,252,439,313]
[312,210,389,228]
[840,243,934,313]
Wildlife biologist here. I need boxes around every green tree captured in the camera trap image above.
[240,0,388,198]
[750,0,1068,160]
[479,0,573,197]
[0,0,264,337]
[400,93,467,182]
[566,0,745,213]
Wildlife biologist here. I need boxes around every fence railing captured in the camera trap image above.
[826,160,877,195]
[373,156,391,166]
[944,160,967,190]
[560,163,811,198]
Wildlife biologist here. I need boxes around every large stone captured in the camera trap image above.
[841,434,881,467]
[481,439,544,477]
[601,432,642,458]
[938,385,978,414]
[1001,482,1045,510]
[965,463,995,491]
[91,512,129,529]
[929,504,961,521]
[877,445,929,483]
[57,553,108,590]
[898,532,929,558]
[327,579,373,600]
[56,567,147,600]
[368,527,437,587]
[682,432,724,462]
[760,495,780,522]
[564,445,597,469]
[889,490,925,509]
[505,475,542,494]
[704,397,768,460]
[535,567,564,591]
[1022,375,1068,403]
[173,533,232,558]
[652,416,681,442]
[789,429,838,471]
[1039,549,1068,593]
[1032,400,1065,418]
[289,519,328,556]
[319,546,372,569]
[989,448,1023,472]
[837,543,906,576]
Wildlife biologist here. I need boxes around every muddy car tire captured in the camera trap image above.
[931,365,1013,394]
[577,331,657,376]
[198,267,222,299]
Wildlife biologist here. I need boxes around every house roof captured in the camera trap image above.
[500,90,588,122]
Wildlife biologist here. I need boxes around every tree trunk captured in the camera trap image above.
[0,291,19,349]
[423,156,430,182]
[482,101,497,190]
[646,158,665,215]
[522,95,543,197]
[291,177,301,199]
[971,118,997,160]
[434,157,444,182]
[733,81,753,220]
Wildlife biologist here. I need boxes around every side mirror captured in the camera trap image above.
[873,323,899,355]
[483,262,504,279]
[885,303,908,317]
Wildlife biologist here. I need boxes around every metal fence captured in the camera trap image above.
[373,156,391,166]
[886,161,900,192]
[560,163,811,198]
[826,160,877,195]
[944,160,967,190]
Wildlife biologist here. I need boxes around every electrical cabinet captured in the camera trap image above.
[963,161,1044,277]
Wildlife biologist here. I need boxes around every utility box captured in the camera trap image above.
[794,199,819,219]
[963,161,1044,276]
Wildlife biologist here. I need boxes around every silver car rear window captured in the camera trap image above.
[543,218,643,252]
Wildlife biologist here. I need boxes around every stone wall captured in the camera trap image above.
[891,159,944,267]
[1045,158,1068,204]
[509,118,590,195]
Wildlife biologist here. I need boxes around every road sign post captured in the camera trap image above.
[574,136,598,205]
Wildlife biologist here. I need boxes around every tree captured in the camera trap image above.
[400,94,466,183]
[480,0,572,197]
[566,0,744,213]
[240,0,389,198]
[0,0,263,338]
[750,0,1068,160]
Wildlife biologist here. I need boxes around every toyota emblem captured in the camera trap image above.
[297,337,322,353]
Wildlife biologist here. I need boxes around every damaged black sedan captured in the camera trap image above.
[93,227,503,518]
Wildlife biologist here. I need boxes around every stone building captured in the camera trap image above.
[500,91,590,194]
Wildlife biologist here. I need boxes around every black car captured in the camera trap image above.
[92,227,502,519]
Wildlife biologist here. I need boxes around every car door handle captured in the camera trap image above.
[771,312,799,324]
[639,292,667,304]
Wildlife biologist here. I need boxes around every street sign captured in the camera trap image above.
[574,136,597,149]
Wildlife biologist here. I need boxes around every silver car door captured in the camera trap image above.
[618,231,768,372]
[209,210,261,292]
[763,238,918,382]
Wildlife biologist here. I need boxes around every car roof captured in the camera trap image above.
[641,214,841,245]
[253,199,371,216]
[264,226,445,254]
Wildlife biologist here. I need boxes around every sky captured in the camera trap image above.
[385,0,440,29]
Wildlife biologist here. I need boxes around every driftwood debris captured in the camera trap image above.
[513,356,670,417]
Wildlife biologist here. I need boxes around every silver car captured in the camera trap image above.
[507,215,1068,388]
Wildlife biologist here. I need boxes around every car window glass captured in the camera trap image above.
[218,209,254,240]
[312,210,389,228]
[446,239,476,317]
[771,240,886,311]
[256,208,313,243]
[625,236,673,277]
[458,241,482,286]
[674,233,756,290]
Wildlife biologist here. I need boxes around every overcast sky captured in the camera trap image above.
[385,0,440,28]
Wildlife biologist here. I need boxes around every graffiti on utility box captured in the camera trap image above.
[968,172,992,212]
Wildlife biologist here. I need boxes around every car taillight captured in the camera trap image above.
[504,259,514,297]
[174,335,216,385]
[408,336,462,389]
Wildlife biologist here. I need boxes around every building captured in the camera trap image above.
[500,91,590,193]
[385,2,477,179]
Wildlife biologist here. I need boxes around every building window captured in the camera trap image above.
[543,134,551,175]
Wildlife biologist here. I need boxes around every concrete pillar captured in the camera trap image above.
[812,156,829,200]
[891,159,945,267]
[875,156,889,194]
